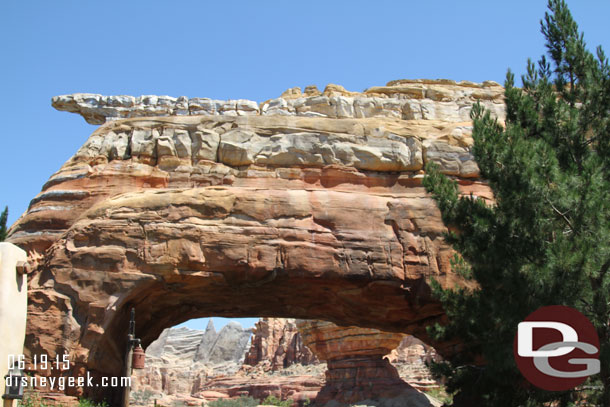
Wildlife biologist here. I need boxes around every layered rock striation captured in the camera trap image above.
[134,320,252,397]
[297,320,439,406]
[10,116,490,254]
[52,80,504,125]
[8,79,497,403]
[135,318,322,404]
[244,318,318,371]
[145,320,252,368]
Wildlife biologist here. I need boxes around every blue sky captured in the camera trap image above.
[2,1,609,331]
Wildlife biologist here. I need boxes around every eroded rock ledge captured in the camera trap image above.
[52,79,505,124]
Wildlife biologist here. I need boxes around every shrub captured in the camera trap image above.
[18,391,50,407]
[262,395,293,407]
[131,389,156,405]
[207,396,259,407]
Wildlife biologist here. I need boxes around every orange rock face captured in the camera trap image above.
[7,79,498,403]
[244,318,318,370]
[297,320,404,361]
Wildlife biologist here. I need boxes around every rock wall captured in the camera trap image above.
[145,320,252,368]
[298,320,411,405]
[388,335,440,390]
[243,318,318,371]
[11,80,497,255]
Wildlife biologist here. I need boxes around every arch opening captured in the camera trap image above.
[127,314,443,407]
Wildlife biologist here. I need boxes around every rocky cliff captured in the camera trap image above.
[146,320,252,368]
[243,318,318,370]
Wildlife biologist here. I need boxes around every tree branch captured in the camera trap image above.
[546,197,575,233]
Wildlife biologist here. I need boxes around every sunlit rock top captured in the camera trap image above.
[52,79,505,125]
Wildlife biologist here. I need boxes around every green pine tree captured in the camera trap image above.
[0,206,7,242]
[422,1,609,405]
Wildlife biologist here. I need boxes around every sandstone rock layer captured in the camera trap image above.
[298,320,439,406]
[52,79,504,125]
[244,318,318,370]
[7,79,498,403]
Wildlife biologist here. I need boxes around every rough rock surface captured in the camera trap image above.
[53,79,504,125]
[387,335,440,391]
[8,79,496,403]
[197,375,322,405]
[297,320,439,406]
[134,318,322,404]
[243,318,318,370]
[9,116,490,256]
[133,320,252,398]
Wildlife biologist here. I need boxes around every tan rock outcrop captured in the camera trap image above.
[388,335,441,391]
[7,79,497,403]
[9,115,490,254]
[298,320,440,406]
[198,375,322,404]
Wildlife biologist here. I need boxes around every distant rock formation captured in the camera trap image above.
[146,319,252,367]
[243,318,318,370]
[133,318,442,406]
[133,319,252,397]
[145,326,200,365]
[200,320,253,365]
[194,319,218,362]
[388,335,440,391]
[297,320,441,406]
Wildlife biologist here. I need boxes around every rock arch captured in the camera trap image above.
[8,79,499,403]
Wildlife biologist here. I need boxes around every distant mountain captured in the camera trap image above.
[145,319,253,368]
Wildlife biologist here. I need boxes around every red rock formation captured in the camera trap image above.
[132,321,253,399]
[244,318,317,370]
[7,79,499,402]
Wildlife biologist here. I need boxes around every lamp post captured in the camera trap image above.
[121,308,145,407]
[2,365,24,407]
